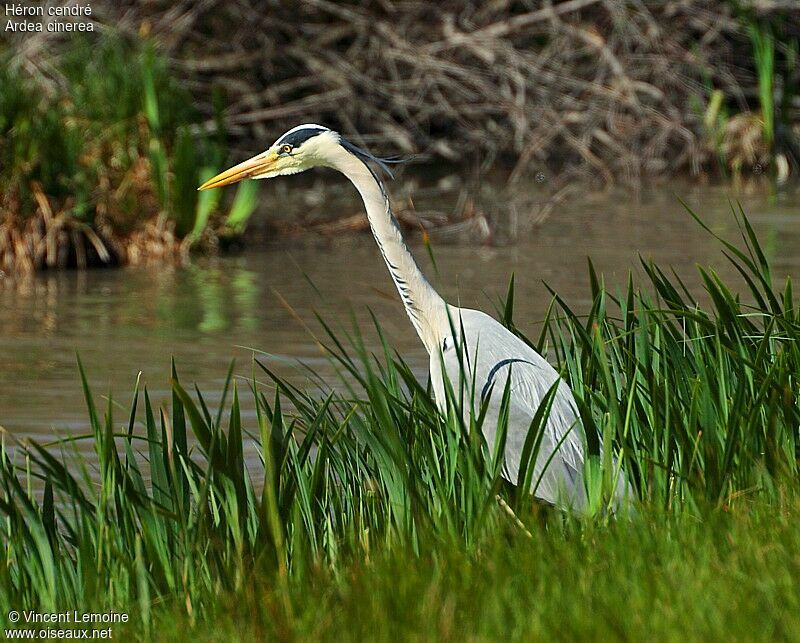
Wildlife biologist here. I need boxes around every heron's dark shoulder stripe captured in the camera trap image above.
[480,358,535,401]
[276,126,328,148]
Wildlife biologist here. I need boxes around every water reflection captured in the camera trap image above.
[1,181,798,443]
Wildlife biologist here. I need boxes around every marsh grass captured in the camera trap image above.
[145,501,800,641]
[0,36,259,273]
[0,206,798,638]
[749,21,776,151]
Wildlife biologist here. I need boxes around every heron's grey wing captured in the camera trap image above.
[476,356,585,505]
[433,309,587,508]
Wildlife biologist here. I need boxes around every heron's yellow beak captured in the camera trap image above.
[198,150,278,190]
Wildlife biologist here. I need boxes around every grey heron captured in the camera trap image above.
[199,124,631,510]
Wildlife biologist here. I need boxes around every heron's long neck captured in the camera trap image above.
[333,152,446,353]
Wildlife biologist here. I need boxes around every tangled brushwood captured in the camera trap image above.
[80,0,799,184]
[2,0,799,275]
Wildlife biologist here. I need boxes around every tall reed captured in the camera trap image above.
[0,207,797,632]
[0,35,260,273]
[748,21,776,151]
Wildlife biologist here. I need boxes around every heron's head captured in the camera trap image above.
[198,124,392,190]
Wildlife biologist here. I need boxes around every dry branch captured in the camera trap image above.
[7,0,799,188]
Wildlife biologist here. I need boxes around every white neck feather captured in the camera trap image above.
[327,145,447,354]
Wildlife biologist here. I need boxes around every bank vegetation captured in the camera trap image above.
[1,0,798,274]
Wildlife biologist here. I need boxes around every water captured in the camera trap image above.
[1,180,799,452]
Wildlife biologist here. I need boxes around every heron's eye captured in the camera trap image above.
[280,144,293,155]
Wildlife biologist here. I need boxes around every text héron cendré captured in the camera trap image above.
[5,3,94,32]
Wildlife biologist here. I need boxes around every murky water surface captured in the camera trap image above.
[2,180,799,454]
